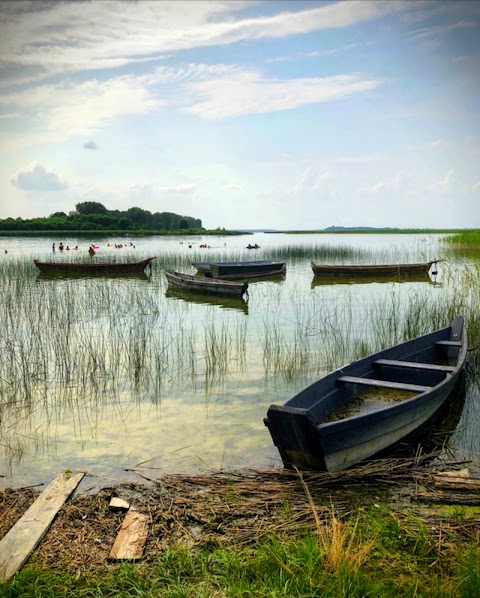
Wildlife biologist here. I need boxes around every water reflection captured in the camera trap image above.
[310,272,437,288]
[36,271,152,282]
[165,287,249,314]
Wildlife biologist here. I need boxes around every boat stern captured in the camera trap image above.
[264,405,327,470]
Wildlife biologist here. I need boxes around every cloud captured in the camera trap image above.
[0,1,425,85]
[222,183,243,191]
[83,140,97,150]
[288,168,334,196]
[11,161,68,191]
[432,168,455,192]
[184,70,382,119]
[409,20,477,43]
[472,181,480,193]
[365,172,410,194]
[0,75,164,146]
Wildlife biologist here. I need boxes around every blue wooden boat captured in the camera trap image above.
[165,269,248,298]
[265,316,467,471]
[192,260,286,280]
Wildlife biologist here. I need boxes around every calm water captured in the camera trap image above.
[0,233,478,491]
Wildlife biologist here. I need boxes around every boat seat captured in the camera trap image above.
[337,376,431,393]
[435,341,462,347]
[374,359,455,373]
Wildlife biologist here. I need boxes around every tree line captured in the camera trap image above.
[0,202,203,233]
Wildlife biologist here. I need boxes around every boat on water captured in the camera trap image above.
[311,260,440,277]
[192,259,286,280]
[165,269,248,298]
[33,257,156,275]
[265,316,467,471]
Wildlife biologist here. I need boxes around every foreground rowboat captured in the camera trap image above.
[33,257,156,275]
[165,269,248,298]
[311,260,439,277]
[265,316,467,471]
[192,260,286,280]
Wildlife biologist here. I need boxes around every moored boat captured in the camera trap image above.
[311,260,440,277]
[265,316,467,471]
[33,257,156,275]
[165,269,248,298]
[192,260,286,280]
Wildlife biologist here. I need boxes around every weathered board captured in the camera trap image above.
[0,472,84,581]
[109,497,130,511]
[109,508,148,561]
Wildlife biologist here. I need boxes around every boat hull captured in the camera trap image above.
[311,261,436,277]
[34,257,155,275]
[165,270,248,298]
[265,316,467,471]
[193,260,286,280]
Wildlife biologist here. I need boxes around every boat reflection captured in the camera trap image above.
[311,272,438,289]
[165,288,249,314]
[36,271,152,282]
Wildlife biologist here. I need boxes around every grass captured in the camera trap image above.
[1,506,479,597]
[444,230,480,247]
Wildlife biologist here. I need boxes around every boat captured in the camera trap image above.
[311,260,440,277]
[192,260,286,280]
[264,316,467,471]
[33,257,156,275]
[165,270,248,298]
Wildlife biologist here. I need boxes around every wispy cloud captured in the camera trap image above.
[184,70,382,119]
[364,172,410,194]
[83,140,98,150]
[431,168,456,192]
[0,0,424,86]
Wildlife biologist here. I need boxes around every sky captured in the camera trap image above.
[0,0,479,230]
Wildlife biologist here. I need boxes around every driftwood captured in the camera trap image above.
[109,508,149,561]
[432,469,480,492]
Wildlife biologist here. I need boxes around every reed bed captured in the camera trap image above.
[0,246,479,482]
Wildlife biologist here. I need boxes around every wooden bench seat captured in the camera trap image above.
[374,359,455,373]
[337,376,431,393]
[435,340,462,347]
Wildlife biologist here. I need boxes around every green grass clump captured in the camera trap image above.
[444,230,480,246]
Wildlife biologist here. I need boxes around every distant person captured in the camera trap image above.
[52,243,56,252]
[88,245,96,256]
[66,246,70,250]
[59,242,64,251]
[4,249,7,254]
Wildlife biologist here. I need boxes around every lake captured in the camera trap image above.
[0,232,478,491]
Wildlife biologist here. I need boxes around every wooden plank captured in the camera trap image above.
[109,497,130,511]
[337,376,430,393]
[436,468,470,479]
[374,359,455,373]
[109,508,148,561]
[435,340,461,347]
[0,471,84,581]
